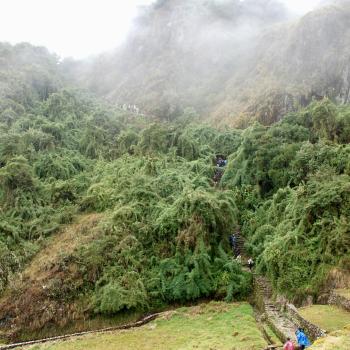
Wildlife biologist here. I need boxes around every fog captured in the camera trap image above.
[279,0,321,14]
[69,0,348,122]
[0,0,154,58]
[1,0,349,123]
[0,0,323,59]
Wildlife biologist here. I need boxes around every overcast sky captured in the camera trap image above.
[0,0,322,59]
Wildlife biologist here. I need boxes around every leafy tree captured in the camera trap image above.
[0,156,35,200]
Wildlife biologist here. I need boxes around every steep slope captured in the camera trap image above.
[1,33,350,346]
[71,0,350,124]
[0,214,104,340]
[220,0,350,125]
[0,50,252,340]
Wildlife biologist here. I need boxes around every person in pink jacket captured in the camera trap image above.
[283,337,295,350]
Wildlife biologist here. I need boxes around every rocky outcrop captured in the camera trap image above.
[328,290,350,312]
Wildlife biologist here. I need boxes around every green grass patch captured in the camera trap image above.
[298,305,350,332]
[22,302,267,350]
[310,325,350,350]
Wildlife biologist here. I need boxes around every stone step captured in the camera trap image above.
[254,274,299,344]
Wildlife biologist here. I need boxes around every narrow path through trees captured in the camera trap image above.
[213,157,298,348]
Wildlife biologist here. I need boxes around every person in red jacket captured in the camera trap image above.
[283,337,295,350]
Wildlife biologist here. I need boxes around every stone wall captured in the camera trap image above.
[285,304,326,341]
[265,318,289,344]
[0,313,161,350]
[328,291,350,312]
[252,275,326,343]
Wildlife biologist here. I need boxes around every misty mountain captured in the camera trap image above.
[0,42,61,108]
[69,0,350,125]
[224,0,350,125]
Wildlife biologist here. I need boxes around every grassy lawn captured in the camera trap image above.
[310,325,350,350]
[298,305,350,332]
[23,302,268,350]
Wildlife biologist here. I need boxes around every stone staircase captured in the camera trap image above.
[254,276,298,344]
[235,234,245,257]
[229,233,292,348]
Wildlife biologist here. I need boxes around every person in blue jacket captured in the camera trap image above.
[295,328,311,349]
[229,233,236,255]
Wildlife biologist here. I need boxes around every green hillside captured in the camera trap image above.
[0,42,349,345]
[1,1,350,347]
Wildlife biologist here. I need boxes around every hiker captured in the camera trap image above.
[216,157,222,167]
[296,328,311,349]
[247,257,254,271]
[236,255,242,264]
[283,337,295,350]
[219,158,226,167]
[214,168,223,184]
[229,233,236,254]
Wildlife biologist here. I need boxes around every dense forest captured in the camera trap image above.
[0,40,349,339]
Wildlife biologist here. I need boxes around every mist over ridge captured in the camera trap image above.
[59,0,350,125]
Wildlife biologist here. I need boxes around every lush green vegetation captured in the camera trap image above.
[0,44,251,337]
[0,42,349,338]
[22,302,268,350]
[222,100,350,300]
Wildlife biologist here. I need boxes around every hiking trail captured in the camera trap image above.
[254,276,298,345]
[214,160,297,349]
